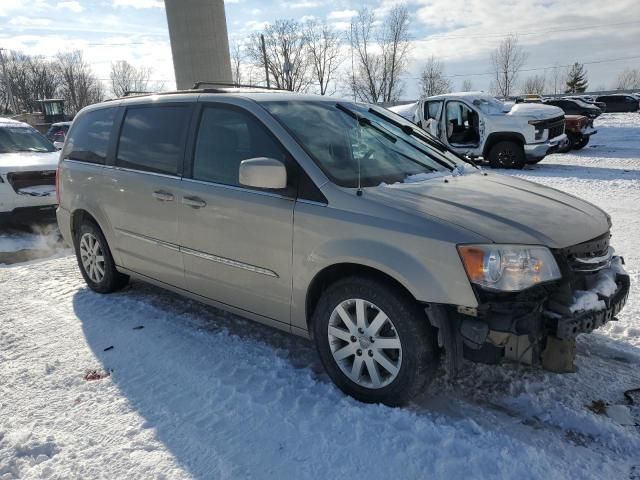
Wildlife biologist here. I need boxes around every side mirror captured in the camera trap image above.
[239,157,287,190]
[53,141,64,150]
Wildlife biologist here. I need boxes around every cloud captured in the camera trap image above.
[8,16,53,27]
[112,0,163,8]
[327,9,356,20]
[281,0,321,8]
[57,1,83,12]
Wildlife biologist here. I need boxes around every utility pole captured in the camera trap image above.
[260,34,270,88]
[0,48,18,114]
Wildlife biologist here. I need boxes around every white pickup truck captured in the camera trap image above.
[389,92,568,169]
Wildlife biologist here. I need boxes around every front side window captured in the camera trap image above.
[64,108,116,164]
[116,105,189,175]
[262,100,469,188]
[0,126,55,154]
[192,105,287,187]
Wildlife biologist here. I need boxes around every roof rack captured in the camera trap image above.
[123,90,154,96]
[192,81,285,91]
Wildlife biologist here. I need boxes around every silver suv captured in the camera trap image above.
[57,89,629,406]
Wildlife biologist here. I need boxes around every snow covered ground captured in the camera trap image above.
[1,113,639,479]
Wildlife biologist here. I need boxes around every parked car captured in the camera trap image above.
[543,98,602,118]
[563,95,607,112]
[557,115,597,153]
[596,94,640,113]
[57,89,629,406]
[45,121,72,146]
[0,118,59,219]
[390,92,567,168]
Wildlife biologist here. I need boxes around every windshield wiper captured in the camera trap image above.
[336,103,397,143]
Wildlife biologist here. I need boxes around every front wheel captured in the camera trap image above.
[572,135,590,150]
[488,140,526,169]
[312,277,439,406]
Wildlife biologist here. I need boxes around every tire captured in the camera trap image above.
[573,135,590,150]
[487,140,526,169]
[74,219,129,293]
[311,276,440,406]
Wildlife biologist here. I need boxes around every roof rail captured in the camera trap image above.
[123,90,154,96]
[192,81,284,91]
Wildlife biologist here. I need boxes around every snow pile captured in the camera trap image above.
[16,185,56,197]
[569,256,626,313]
[380,164,467,186]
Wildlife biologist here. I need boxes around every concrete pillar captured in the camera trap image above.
[164,0,233,90]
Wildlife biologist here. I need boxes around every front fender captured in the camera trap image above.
[290,204,479,332]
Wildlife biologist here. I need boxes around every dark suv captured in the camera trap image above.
[595,95,640,113]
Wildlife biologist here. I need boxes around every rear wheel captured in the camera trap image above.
[74,220,129,293]
[488,140,525,169]
[312,276,439,406]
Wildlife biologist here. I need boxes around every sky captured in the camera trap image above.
[0,0,639,99]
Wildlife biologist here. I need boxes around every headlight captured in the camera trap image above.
[528,120,545,141]
[458,244,561,292]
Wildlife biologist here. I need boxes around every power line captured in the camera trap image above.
[412,54,640,79]
[421,19,640,41]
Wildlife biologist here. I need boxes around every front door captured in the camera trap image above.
[177,103,295,324]
[443,100,481,156]
[105,103,192,288]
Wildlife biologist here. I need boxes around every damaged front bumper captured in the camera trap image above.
[440,246,630,373]
[547,264,629,340]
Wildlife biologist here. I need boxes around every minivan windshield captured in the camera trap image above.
[0,126,56,154]
[262,100,472,188]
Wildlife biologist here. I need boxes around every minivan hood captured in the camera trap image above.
[507,103,564,120]
[366,173,609,249]
[0,151,59,172]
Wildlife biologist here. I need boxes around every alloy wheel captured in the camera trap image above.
[328,298,402,389]
[79,232,105,283]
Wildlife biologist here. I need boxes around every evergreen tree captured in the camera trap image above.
[565,62,588,93]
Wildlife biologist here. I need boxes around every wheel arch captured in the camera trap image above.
[69,207,122,265]
[305,262,422,334]
[483,132,526,158]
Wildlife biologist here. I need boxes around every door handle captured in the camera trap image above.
[152,190,174,202]
[182,196,206,208]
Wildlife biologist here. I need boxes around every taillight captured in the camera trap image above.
[55,163,61,204]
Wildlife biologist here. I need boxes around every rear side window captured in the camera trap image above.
[116,105,189,175]
[64,108,116,164]
[192,105,287,187]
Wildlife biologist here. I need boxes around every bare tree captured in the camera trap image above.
[522,74,546,95]
[56,50,104,114]
[230,40,244,86]
[304,19,344,95]
[549,63,565,95]
[349,6,411,103]
[419,56,451,97]
[615,67,640,90]
[247,20,310,91]
[380,4,411,102]
[110,60,152,97]
[460,79,473,92]
[349,8,384,102]
[489,35,527,98]
[0,51,59,113]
